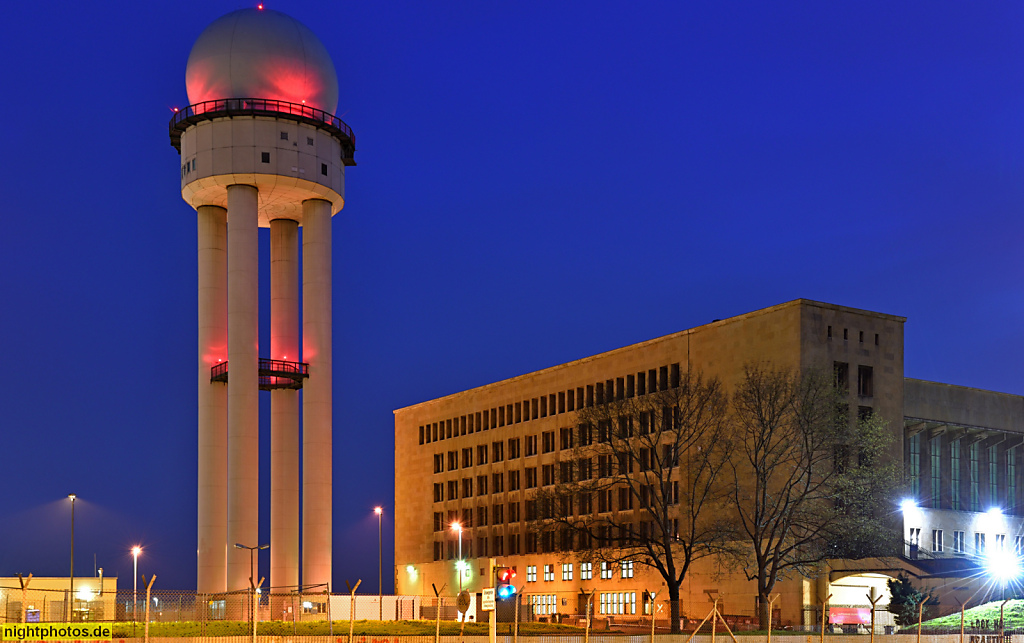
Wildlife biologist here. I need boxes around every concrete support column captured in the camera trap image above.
[197,205,228,594]
[227,184,260,592]
[302,198,333,589]
[270,218,300,591]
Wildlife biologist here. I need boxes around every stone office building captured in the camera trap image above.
[394,299,1024,625]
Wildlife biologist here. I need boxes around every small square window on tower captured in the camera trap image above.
[280,132,289,140]
[321,163,328,176]
[307,137,314,146]
[261,152,270,163]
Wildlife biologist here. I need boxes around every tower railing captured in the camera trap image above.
[169,98,356,165]
[210,358,310,390]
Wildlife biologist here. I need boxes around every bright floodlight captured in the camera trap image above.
[900,499,917,513]
[451,521,462,532]
[988,507,1004,518]
[985,548,1023,583]
[132,546,142,557]
[374,506,383,515]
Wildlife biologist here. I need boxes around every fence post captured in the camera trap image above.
[346,579,362,643]
[820,593,832,643]
[327,586,333,637]
[916,600,923,643]
[142,574,156,643]
[766,594,779,643]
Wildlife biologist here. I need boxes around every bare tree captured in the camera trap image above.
[533,372,733,633]
[729,363,900,629]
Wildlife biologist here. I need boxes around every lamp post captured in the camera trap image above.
[132,546,142,622]
[374,507,383,620]
[235,543,269,632]
[67,494,76,623]
[451,522,462,592]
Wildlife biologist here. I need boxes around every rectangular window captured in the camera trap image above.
[932,529,943,552]
[462,478,473,498]
[526,565,537,582]
[857,365,873,397]
[447,480,458,500]
[931,436,942,509]
[321,163,328,176]
[541,464,555,486]
[970,442,980,512]
[525,467,538,488]
[508,438,521,459]
[1016,535,1024,555]
[561,563,573,581]
[989,445,999,506]
[542,431,555,453]
[975,532,986,556]
[560,427,574,450]
[508,502,519,522]
[493,503,504,524]
[954,530,965,554]
[493,441,504,462]
[477,445,488,466]
[543,564,554,581]
[600,562,613,579]
[448,451,458,470]
[493,472,504,493]
[996,533,1006,550]
[509,470,520,491]
[908,434,920,499]
[477,505,488,527]
[477,475,488,496]
[462,448,472,468]
[434,453,444,474]
[581,561,598,581]
[951,441,961,510]
[261,152,271,163]
[525,435,538,457]
[621,561,634,578]
[1010,447,1017,509]
[433,483,444,502]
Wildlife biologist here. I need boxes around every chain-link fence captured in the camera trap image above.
[1,586,1006,642]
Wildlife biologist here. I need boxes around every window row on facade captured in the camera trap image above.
[827,325,881,348]
[432,522,680,560]
[906,430,1022,513]
[417,363,683,446]
[909,527,1024,557]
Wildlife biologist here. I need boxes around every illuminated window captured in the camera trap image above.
[562,564,573,581]
[975,532,986,556]
[621,561,634,578]
[953,530,965,554]
[526,566,537,582]
[543,564,554,581]
[580,562,592,580]
[932,530,943,552]
[600,562,612,579]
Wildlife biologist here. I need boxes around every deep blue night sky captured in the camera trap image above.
[0,1,1022,592]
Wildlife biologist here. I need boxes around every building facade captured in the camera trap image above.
[394,299,1024,625]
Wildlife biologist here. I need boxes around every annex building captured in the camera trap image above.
[393,299,1024,627]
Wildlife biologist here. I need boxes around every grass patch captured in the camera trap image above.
[109,620,585,638]
[919,600,1024,631]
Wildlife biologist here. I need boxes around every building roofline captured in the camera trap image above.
[394,299,905,415]
[905,377,1024,400]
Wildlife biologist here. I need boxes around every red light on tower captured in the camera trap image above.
[257,3,264,9]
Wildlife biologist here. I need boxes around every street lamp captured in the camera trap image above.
[235,543,268,633]
[68,494,76,623]
[374,507,383,620]
[131,546,142,622]
[450,521,463,592]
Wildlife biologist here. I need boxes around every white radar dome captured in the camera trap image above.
[185,7,339,113]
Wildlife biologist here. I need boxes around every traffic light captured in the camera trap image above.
[495,566,517,601]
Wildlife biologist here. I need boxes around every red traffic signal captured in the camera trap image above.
[496,566,517,601]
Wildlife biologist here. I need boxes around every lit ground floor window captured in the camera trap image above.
[530,594,558,615]
[599,591,636,615]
